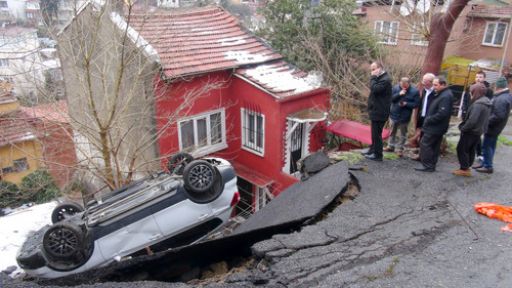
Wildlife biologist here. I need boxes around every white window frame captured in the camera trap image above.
[411,23,428,46]
[177,108,227,157]
[241,108,265,156]
[374,20,399,45]
[0,58,9,67]
[482,21,508,47]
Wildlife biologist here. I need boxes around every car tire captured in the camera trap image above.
[51,202,84,224]
[168,152,194,175]
[185,167,224,203]
[183,160,216,194]
[43,223,85,260]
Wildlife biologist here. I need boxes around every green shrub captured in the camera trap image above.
[498,135,512,146]
[0,180,20,208]
[19,169,60,204]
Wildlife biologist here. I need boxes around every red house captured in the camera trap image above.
[21,101,78,188]
[128,6,330,213]
[60,5,330,213]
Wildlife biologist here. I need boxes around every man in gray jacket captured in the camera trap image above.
[476,77,512,174]
[453,82,491,177]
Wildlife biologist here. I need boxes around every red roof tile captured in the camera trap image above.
[0,111,37,147]
[0,92,16,105]
[468,4,512,18]
[20,100,70,124]
[128,6,282,79]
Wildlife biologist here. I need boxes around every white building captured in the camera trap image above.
[0,27,44,102]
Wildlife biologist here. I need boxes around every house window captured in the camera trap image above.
[374,21,399,45]
[1,166,13,174]
[13,158,29,172]
[411,24,428,46]
[0,59,9,67]
[0,1,7,8]
[483,22,508,47]
[27,12,34,19]
[241,108,264,156]
[178,109,226,156]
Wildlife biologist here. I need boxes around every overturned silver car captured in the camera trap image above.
[16,155,239,279]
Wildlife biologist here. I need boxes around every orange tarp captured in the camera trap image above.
[474,202,512,232]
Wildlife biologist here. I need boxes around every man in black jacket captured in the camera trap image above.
[363,61,392,161]
[415,76,454,172]
[476,77,512,174]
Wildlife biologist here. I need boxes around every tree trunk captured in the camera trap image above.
[421,0,471,75]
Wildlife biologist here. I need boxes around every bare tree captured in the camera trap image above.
[422,0,470,74]
[373,0,471,75]
[54,1,225,193]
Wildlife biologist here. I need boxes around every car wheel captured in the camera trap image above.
[183,160,216,194]
[51,202,84,224]
[43,223,85,260]
[168,152,194,175]
[185,167,224,203]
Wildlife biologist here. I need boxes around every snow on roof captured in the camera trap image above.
[110,12,160,64]
[129,6,281,79]
[236,61,324,99]
[0,111,37,147]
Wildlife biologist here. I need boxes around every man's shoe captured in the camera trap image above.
[476,167,493,174]
[452,169,472,177]
[360,149,373,155]
[472,163,483,169]
[414,166,435,172]
[383,146,394,152]
[365,154,383,161]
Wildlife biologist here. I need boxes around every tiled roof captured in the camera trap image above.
[468,4,512,18]
[0,92,16,105]
[20,100,70,124]
[128,6,282,79]
[0,111,36,147]
[235,61,324,99]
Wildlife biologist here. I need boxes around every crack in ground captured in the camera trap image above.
[281,220,459,287]
[265,201,458,287]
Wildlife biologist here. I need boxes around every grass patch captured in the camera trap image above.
[384,257,400,277]
[363,257,400,283]
[383,152,400,160]
[498,135,512,146]
[330,151,364,165]
[446,139,457,155]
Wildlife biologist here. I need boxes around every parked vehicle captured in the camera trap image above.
[16,155,239,279]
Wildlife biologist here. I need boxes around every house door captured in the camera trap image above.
[236,177,254,218]
[289,123,304,174]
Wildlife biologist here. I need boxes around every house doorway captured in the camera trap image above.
[235,177,272,218]
[236,177,254,218]
[289,123,304,174]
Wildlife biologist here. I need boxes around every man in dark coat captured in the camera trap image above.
[415,76,453,172]
[453,83,492,177]
[386,77,420,156]
[363,61,392,161]
[476,77,512,174]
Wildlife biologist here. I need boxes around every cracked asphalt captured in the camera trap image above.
[3,125,512,288]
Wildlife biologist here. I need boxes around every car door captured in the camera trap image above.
[152,196,213,241]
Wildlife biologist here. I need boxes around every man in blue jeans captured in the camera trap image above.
[476,77,512,174]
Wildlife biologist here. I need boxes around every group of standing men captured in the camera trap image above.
[363,61,512,175]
